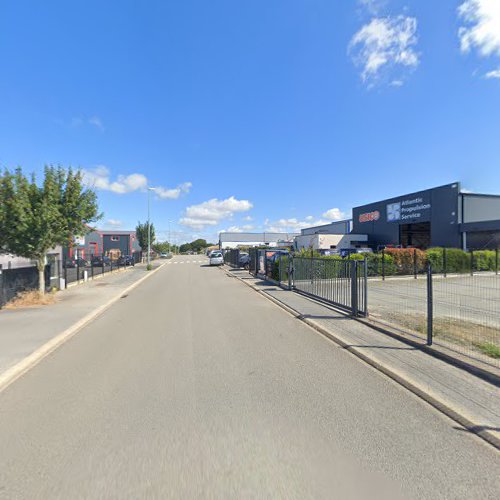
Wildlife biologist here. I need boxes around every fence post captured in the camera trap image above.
[102,255,105,276]
[288,257,293,290]
[350,260,358,317]
[496,247,498,275]
[413,248,417,279]
[470,250,474,276]
[427,263,433,346]
[382,249,385,281]
[64,263,68,289]
[364,258,368,317]
[443,247,447,278]
[91,262,94,280]
[77,260,80,284]
[0,264,4,309]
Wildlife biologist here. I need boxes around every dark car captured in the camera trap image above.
[64,258,88,268]
[238,252,250,268]
[118,255,134,266]
[91,255,111,267]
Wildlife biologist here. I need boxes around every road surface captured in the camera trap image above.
[0,255,498,499]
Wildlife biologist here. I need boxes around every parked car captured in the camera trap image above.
[64,258,88,268]
[117,255,134,266]
[91,255,111,267]
[238,252,250,268]
[339,248,373,258]
[209,251,224,266]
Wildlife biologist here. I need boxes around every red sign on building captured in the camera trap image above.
[359,211,380,223]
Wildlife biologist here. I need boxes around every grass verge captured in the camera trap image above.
[4,290,57,309]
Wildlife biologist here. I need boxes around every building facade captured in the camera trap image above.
[219,232,299,249]
[352,182,500,250]
[66,230,142,260]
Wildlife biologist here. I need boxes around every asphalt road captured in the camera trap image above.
[0,255,498,499]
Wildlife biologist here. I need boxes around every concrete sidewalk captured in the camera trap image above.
[226,268,500,449]
[0,263,163,380]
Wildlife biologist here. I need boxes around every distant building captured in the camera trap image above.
[294,233,368,252]
[66,230,142,260]
[294,219,367,252]
[219,232,299,250]
[300,220,352,236]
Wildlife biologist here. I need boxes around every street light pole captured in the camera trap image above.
[147,187,155,267]
[168,220,174,254]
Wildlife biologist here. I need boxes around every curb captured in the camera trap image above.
[224,268,500,451]
[0,263,166,394]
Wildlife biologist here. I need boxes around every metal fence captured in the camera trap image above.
[0,251,142,308]
[368,264,500,369]
[62,252,141,287]
[284,256,367,317]
[224,249,240,268]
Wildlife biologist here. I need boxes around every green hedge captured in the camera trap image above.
[289,247,498,276]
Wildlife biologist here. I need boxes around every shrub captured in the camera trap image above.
[384,248,427,275]
[473,250,496,271]
[426,247,444,273]
[443,248,470,273]
[365,252,396,276]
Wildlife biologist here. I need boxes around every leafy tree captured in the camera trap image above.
[190,238,208,253]
[135,221,155,251]
[179,243,191,254]
[0,166,101,293]
[152,241,171,254]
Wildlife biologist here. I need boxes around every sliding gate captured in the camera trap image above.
[285,257,368,317]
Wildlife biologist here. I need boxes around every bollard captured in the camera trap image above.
[427,263,433,346]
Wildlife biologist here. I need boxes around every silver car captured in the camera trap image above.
[209,251,224,266]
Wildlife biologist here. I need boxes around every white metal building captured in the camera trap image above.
[219,232,299,249]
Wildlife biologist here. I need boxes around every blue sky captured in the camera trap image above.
[1,0,499,243]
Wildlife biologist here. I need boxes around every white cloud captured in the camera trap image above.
[220,224,255,233]
[485,68,500,78]
[69,116,104,131]
[322,208,346,221]
[81,166,191,199]
[155,182,192,199]
[358,0,386,16]
[265,217,330,233]
[243,215,253,221]
[88,116,104,131]
[349,15,420,86]
[458,0,500,57]
[106,219,122,228]
[180,196,253,230]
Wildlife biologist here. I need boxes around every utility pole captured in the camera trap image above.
[147,187,155,267]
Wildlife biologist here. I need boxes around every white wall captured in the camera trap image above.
[220,241,283,249]
[294,234,368,251]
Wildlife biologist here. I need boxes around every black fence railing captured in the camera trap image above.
[224,249,240,268]
[367,262,499,369]
[243,251,500,370]
[285,256,367,317]
[0,251,142,308]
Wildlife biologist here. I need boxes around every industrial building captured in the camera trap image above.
[219,232,299,249]
[352,182,500,250]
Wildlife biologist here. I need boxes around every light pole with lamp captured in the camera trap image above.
[168,220,174,254]
[147,187,156,267]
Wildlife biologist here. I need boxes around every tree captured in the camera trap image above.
[190,239,208,253]
[135,221,155,251]
[179,243,191,254]
[0,166,101,294]
[152,241,171,254]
